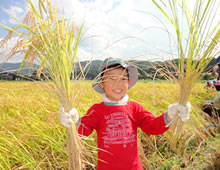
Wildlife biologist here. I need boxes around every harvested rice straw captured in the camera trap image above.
[0,0,95,169]
[152,0,220,136]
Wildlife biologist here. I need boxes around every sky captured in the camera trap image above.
[0,0,219,63]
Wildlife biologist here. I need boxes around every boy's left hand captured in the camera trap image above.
[167,102,191,122]
[59,106,79,128]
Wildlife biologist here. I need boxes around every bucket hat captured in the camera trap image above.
[92,57,138,93]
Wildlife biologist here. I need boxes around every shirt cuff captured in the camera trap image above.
[76,118,81,129]
[163,112,170,125]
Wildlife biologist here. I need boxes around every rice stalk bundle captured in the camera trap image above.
[0,0,93,169]
[152,0,220,136]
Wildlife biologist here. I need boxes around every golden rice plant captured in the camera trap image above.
[0,0,93,169]
[152,0,220,136]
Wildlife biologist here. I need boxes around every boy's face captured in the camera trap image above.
[100,67,130,101]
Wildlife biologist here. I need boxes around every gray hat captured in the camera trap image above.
[92,57,138,93]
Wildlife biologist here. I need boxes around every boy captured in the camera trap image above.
[60,57,190,170]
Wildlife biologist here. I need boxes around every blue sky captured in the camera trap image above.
[0,0,26,35]
[0,0,219,62]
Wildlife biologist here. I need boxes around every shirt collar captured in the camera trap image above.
[102,93,129,106]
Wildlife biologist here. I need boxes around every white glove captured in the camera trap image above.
[167,102,191,122]
[59,106,80,128]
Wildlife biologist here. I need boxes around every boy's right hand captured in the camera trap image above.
[59,106,79,128]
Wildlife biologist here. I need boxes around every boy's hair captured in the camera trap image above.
[101,64,128,79]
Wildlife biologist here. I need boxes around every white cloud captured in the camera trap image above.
[0,36,24,63]
[56,0,168,60]
[2,6,26,25]
[2,0,219,63]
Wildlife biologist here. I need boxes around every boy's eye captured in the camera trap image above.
[108,76,128,80]
[122,77,128,80]
[110,77,118,80]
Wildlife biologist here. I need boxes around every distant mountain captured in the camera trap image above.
[0,60,152,80]
[0,58,217,80]
[0,63,39,75]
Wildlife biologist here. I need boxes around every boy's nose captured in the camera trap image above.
[114,79,123,86]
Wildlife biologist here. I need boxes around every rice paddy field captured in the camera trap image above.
[0,80,219,169]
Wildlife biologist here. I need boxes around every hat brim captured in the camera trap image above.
[92,65,138,94]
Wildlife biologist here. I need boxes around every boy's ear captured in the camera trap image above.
[99,80,104,88]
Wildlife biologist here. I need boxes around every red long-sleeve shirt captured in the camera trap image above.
[78,101,169,170]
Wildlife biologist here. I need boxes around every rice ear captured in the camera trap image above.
[0,0,95,168]
[152,0,220,137]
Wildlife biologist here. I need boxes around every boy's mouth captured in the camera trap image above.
[113,89,123,94]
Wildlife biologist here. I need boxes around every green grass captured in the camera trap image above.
[0,81,219,169]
